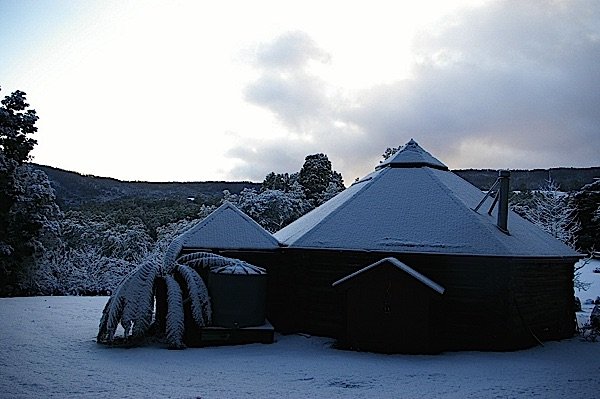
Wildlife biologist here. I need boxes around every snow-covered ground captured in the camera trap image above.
[576,258,600,326]
[1,293,600,398]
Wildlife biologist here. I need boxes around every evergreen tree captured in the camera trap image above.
[298,153,344,205]
[0,87,60,295]
[572,179,600,252]
[262,172,291,192]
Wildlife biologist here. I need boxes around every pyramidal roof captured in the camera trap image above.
[181,202,280,250]
[274,140,579,258]
[377,139,448,171]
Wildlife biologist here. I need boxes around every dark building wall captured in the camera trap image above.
[182,247,577,351]
[507,259,576,347]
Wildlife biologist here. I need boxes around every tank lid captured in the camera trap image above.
[211,261,266,275]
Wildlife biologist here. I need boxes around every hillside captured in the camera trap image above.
[33,164,600,208]
[454,167,600,191]
[33,164,261,207]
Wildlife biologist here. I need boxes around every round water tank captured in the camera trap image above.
[208,262,267,328]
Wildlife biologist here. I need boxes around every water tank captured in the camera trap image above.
[208,261,267,328]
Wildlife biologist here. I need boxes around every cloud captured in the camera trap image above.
[244,31,334,133]
[351,0,600,168]
[232,1,600,183]
[254,30,330,71]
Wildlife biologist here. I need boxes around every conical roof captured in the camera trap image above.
[181,202,280,250]
[274,140,579,258]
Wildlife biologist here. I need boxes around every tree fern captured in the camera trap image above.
[164,275,185,349]
[174,264,212,327]
[98,237,266,349]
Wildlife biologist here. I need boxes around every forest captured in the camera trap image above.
[1,87,599,297]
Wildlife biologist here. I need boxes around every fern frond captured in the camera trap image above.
[174,264,212,327]
[176,252,224,268]
[97,294,124,343]
[164,275,185,349]
[120,258,159,339]
[97,269,133,343]
[163,236,185,274]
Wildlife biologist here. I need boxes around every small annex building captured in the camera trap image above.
[333,257,445,354]
[180,140,581,352]
[176,202,278,346]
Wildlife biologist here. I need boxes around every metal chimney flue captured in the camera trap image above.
[497,170,510,234]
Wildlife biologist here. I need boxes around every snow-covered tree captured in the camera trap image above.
[512,180,590,292]
[0,164,62,294]
[0,88,62,295]
[60,212,153,263]
[262,172,293,192]
[232,185,310,232]
[513,180,579,248]
[30,245,136,296]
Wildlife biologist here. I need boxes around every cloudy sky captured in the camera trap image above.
[1,0,598,183]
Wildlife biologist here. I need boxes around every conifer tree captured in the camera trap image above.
[0,87,60,295]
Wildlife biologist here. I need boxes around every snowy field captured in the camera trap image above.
[1,262,599,399]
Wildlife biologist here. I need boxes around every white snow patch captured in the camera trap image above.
[1,296,600,398]
[575,259,600,327]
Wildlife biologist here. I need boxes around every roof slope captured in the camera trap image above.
[181,202,280,250]
[275,141,579,258]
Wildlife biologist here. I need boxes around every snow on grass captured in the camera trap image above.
[1,296,600,398]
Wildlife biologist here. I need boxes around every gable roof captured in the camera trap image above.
[333,257,445,294]
[181,202,280,250]
[274,140,580,258]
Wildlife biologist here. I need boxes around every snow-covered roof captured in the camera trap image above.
[274,140,580,258]
[181,202,280,250]
[332,257,445,294]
